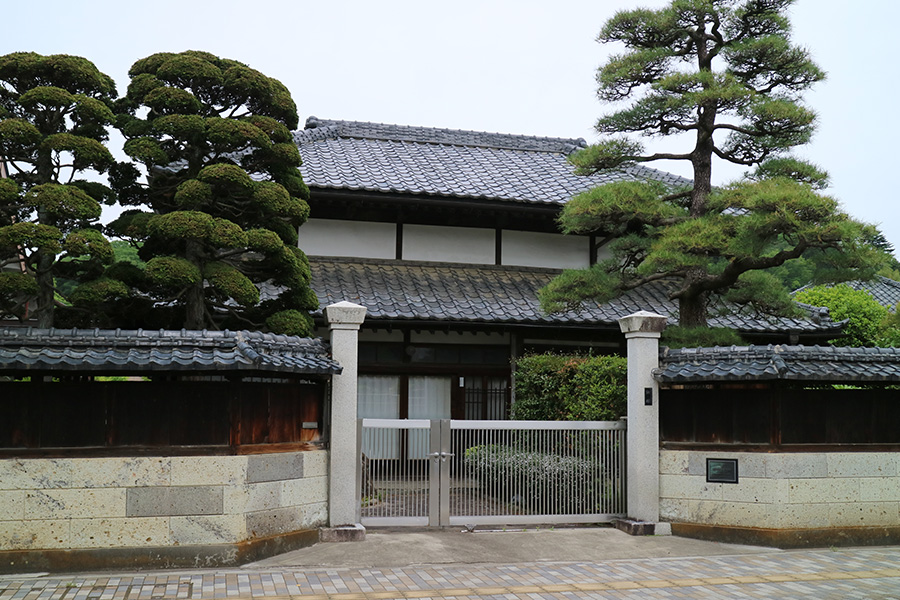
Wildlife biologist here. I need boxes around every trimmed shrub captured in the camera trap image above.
[795,284,889,347]
[512,354,626,421]
[660,325,744,349]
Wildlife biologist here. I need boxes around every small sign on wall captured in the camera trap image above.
[706,458,739,484]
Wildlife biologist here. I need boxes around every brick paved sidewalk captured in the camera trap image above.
[1,547,899,599]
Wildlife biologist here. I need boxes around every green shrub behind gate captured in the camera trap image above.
[511,354,626,421]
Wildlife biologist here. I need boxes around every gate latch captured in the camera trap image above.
[427,451,455,462]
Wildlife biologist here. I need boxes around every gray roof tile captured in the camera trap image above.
[295,118,691,205]
[795,276,900,311]
[0,328,341,375]
[309,257,842,334]
[656,344,900,383]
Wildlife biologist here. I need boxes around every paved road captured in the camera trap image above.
[2,528,899,599]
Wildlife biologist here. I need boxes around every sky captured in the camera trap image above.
[5,0,898,252]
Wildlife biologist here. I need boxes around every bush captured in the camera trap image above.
[660,325,744,349]
[512,354,626,421]
[463,441,619,514]
[795,284,888,347]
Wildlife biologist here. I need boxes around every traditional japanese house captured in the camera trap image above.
[294,118,845,422]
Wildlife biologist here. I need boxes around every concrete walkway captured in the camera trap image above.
[2,527,899,599]
[248,526,769,568]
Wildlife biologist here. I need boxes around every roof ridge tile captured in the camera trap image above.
[303,116,588,154]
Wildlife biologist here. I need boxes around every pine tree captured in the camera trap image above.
[110,51,317,334]
[0,52,120,327]
[540,0,879,326]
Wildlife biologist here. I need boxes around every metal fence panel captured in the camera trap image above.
[448,420,626,525]
[360,419,626,527]
[360,419,431,526]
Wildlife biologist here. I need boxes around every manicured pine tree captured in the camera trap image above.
[0,52,121,327]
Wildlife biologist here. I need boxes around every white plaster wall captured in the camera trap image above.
[299,218,396,259]
[403,224,495,264]
[595,241,613,263]
[0,451,328,551]
[502,230,590,269]
[659,450,900,529]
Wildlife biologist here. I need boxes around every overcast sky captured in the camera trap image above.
[6,0,898,252]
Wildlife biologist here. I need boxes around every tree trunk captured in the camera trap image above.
[184,239,206,330]
[681,35,718,327]
[185,282,205,330]
[678,267,709,328]
[678,293,709,328]
[34,251,55,328]
[30,145,60,328]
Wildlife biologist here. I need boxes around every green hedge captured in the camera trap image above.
[660,325,744,349]
[512,354,626,421]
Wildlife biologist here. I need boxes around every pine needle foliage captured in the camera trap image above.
[540,1,881,327]
[109,51,317,334]
[0,52,119,327]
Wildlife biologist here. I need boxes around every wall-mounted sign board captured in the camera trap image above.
[706,458,738,484]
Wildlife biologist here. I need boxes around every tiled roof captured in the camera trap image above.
[656,344,900,383]
[797,276,900,311]
[860,276,900,309]
[850,277,900,310]
[295,117,692,205]
[0,328,341,375]
[309,257,842,334]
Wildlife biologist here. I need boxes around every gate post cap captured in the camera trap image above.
[618,311,668,335]
[326,301,367,326]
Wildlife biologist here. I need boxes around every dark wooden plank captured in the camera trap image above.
[40,390,107,448]
[0,385,38,447]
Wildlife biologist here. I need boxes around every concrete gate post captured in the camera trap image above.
[617,310,670,535]
[323,301,367,541]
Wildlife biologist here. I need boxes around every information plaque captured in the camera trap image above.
[706,458,738,483]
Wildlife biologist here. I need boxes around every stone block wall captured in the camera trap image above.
[0,451,328,552]
[659,450,900,529]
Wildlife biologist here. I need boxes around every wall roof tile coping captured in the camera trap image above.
[656,344,900,383]
[0,328,341,375]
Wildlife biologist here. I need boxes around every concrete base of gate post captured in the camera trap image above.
[319,524,367,543]
[613,519,672,536]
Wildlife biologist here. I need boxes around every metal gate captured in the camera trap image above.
[359,418,626,527]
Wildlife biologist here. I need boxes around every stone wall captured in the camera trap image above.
[660,450,900,529]
[0,451,328,552]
